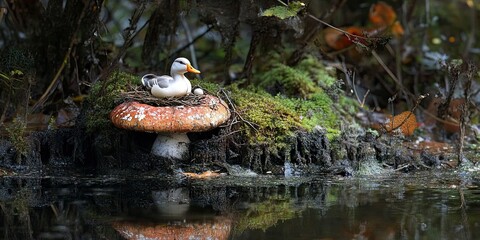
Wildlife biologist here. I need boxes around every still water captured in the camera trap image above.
[1,171,479,239]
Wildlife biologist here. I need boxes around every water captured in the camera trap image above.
[1,172,479,240]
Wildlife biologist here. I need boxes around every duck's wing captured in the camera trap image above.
[141,74,174,89]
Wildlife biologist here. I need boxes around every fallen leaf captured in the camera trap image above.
[182,170,223,179]
[390,21,404,37]
[384,111,418,136]
[369,1,397,27]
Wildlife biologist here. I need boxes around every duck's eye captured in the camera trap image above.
[175,60,186,65]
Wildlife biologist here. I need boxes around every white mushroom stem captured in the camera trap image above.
[151,133,190,160]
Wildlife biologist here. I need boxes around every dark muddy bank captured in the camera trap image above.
[0,122,457,178]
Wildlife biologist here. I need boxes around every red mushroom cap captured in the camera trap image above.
[110,95,230,133]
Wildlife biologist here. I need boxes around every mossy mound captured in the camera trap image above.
[190,55,349,170]
[85,71,139,133]
[256,55,337,98]
[88,55,356,173]
[229,84,338,145]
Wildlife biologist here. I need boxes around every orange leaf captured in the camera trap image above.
[391,21,404,37]
[182,171,222,179]
[384,111,418,136]
[369,2,404,37]
[369,1,397,27]
[324,26,365,50]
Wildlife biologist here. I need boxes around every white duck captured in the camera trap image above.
[142,57,201,98]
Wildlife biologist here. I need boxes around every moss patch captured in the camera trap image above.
[256,55,338,99]
[296,55,337,88]
[229,84,339,147]
[195,54,347,148]
[85,71,138,133]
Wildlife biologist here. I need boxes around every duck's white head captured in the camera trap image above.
[171,57,201,75]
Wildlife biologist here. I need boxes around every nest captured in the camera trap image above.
[117,85,206,107]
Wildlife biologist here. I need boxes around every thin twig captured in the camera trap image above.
[371,50,402,89]
[394,164,411,171]
[219,89,258,132]
[164,26,213,62]
[95,2,147,87]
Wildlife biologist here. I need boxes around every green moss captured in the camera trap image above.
[234,54,344,145]
[296,55,337,88]
[255,55,339,99]
[230,85,299,146]
[194,77,337,146]
[258,63,316,98]
[190,78,221,93]
[85,71,138,133]
[229,83,339,147]
[337,95,359,116]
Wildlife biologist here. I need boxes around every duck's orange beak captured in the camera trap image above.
[187,64,201,74]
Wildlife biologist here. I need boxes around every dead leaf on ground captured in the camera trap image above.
[384,111,418,136]
[182,170,224,179]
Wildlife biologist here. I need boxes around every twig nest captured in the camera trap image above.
[110,95,230,133]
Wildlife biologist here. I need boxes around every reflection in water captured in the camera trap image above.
[0,174,479,239]
[112,218,232,240]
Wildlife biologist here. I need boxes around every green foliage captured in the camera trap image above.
[85,71,138,133]
[5,117,28,163]
[262,1,305,19]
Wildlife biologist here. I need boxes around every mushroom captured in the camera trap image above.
[110,95,230,160]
